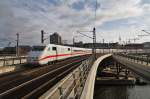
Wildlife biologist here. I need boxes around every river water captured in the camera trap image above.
[94,85,150,99]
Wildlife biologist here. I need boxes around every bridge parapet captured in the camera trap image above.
[80,54,112,99]
[115,53,150,66]
[40,54,112,99]
[40,56,95,99]
[113,54,150,82]
[0,56,27,67]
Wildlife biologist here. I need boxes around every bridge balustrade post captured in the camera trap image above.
[118,65,122,74]
[80,65,85,87]
[79,67,83,87]
[129,55,131,61]
[134,56,135,62]
[127,55,128,60]
[128,56,130,60]
[114,61,119,79]
[141,56,143,64]
[130,56,131,61]
[20,57,22,64]
[132,56,134,62]
[72,73,78,98]
[58,87,63,99]
[85,63,89,75]
[12,58,14,65]
[147,56,149,65]
[3,58,5,66]
[125,68,129,79]
[137,57,139,63]
[83,66,87,79]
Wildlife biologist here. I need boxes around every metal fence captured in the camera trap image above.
[115,53,150,66]
[40,56,94,99]
[0,56,27,67]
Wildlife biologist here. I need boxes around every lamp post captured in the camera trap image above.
[93,27,96,58]
[16,33,19,57]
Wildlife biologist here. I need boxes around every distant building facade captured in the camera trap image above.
[124,43,144,49]
[50,32,62,45]
[74,41,83,47]
[0,46,31,55]
[83,43,118,49]
[143,42,150,48]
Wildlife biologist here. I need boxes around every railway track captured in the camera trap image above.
[0,55,89,84]
[0,55,90,99]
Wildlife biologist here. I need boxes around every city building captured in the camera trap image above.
[50,32,62,45]
[74,41,83,47]
[83,43,118,49]
[124,43,144,49]
[0,45,31,55]
[143,42,150,48]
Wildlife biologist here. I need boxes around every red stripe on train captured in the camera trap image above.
[39,52,87,61]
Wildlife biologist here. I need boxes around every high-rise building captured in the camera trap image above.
[50,32,62,45]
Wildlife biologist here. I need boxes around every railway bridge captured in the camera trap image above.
[0,53,150,99]
[80,53,150,99]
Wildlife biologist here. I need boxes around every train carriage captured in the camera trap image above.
[27,44,92,65]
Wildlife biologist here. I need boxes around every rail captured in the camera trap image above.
[40,56,94,99]
[0,56,27,66]
[115,53,150,66]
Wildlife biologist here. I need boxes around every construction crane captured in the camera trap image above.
[138,34,149,38]
[142,30,150,35]
[130,38,139,43]
[137,30,150,38]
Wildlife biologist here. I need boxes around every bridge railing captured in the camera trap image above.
[40,56,94,99]
[0,56,27,66]
[114,53,150,66]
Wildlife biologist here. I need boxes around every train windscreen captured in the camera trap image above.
[32,46,46,51]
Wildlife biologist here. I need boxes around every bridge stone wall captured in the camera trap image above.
[80,54,112,99]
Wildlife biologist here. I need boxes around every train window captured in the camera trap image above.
[52,47,57,51]
[32,46,45,51]
[68,48,70,51]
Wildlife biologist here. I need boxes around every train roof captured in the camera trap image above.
[30,44,91,50]
[47,44,71,48]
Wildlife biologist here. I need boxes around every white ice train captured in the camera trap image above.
[27,44,92,65]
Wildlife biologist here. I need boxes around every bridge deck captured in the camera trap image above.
[113,55,150,82]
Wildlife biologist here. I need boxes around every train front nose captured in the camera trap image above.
[27,51,41,65]
[27,56,38,62]
[27,56,39,65]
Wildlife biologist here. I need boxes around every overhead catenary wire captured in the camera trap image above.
[94,0,98,27]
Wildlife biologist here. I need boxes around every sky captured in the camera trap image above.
[0,0,150,47]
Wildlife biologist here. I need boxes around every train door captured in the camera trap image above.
[52,46,57,61]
